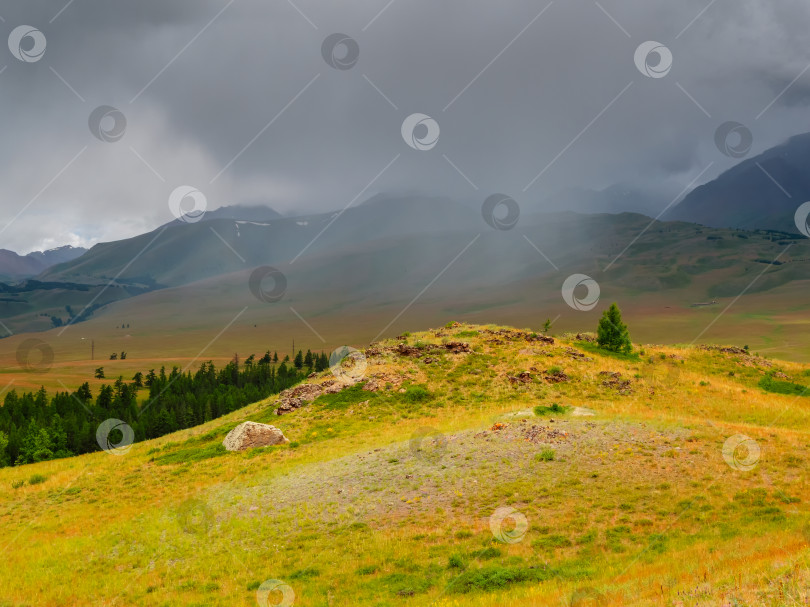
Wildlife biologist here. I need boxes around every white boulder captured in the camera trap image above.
[222,421,289,451]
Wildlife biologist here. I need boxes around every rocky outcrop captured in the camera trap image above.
[482,329,554,344]
[393,341,472,358]
[362,373,404,392]
[544,369,570,383]
[222,422,289,451]
[599,371,633,394]
[274,379,356,415]
[507,372,534,384]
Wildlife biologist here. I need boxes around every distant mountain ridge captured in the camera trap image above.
[0,245,86,280]
[40,195,478,288]
[165,203,282,227]
[6,148,810,338]
[538,184,670,217]
[2,192,807,339]
[667,132,810,233]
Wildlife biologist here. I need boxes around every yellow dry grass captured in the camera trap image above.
[1,323,809,606]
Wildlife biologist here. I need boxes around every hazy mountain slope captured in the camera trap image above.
[162,203,282,227]
[0,245,87,281]
[538,184,669,216]
[0,250,43,279]
[41,196,478,287]
[6,207,810,339]
[667,132,810,232]
[25,245,87,267]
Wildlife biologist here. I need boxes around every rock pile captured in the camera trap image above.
[599,371,633,394]
[544,369,570,383]
[482,328,554,344]
[392,342,471,358]
[508,372,534,384]
[474,420,570,443]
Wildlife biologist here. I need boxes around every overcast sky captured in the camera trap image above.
[1,0,808,253]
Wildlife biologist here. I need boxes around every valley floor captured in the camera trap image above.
[1,324,809,606]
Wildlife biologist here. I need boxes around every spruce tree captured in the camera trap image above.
[597,303,632,353]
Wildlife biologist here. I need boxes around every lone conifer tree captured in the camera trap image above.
[597,303,632,353]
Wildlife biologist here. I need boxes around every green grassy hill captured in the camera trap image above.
[2,323,809,606]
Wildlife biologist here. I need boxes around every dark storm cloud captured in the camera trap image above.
[1,0,809,252]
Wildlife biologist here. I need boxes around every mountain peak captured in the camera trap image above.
[666,131,810,232]
[198,204,282,222]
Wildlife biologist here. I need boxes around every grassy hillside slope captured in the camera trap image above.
[1,324,809,606]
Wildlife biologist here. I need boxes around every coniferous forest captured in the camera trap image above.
[0,350,330,466]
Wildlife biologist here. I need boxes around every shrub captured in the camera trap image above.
[28,474,46,485]
[773,490,800,504]
[289,567,319,580]
[446,566,550,594]
[447,554,466,569]
[403,385,431,403]
[382,573,433,596]
[532,534,572,550]
[534,403,568,416]
[576,530,597,545]
[536,449,555,462]
[759,372,809,396]
[469,546,501,560]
